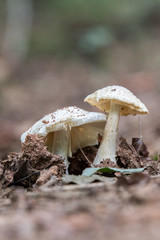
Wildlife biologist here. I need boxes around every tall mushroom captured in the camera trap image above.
[84,85,149,164]
[21,106,106,171]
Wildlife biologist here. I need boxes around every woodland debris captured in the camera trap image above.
[0,135,65,188]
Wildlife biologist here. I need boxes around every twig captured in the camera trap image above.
[79,147,94,167]
[10,171,40,186]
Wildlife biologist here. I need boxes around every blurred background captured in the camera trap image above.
[0,0,160,158]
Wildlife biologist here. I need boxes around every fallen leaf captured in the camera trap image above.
[62,174,112,185]
[82,167,145,177]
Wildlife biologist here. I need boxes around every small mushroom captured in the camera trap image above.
[84,85,149,164]
[21,106,106,171]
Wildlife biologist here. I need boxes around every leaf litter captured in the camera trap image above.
[0,131,160,232]
[0,135,65,188]
[0,133,160,240]
[0,134,159,190]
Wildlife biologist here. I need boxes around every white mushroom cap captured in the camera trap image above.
[84,85,149,116]
[21,106,106,143]
[21,106,106,168]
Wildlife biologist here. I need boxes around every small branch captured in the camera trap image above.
[10,171,40,186]
[79,147,94,167]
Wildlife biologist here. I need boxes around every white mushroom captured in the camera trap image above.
[21,106,106,171]
[84,86,149,164]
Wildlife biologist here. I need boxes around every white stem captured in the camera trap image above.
[93,101,121,164]
[52,129,71,171]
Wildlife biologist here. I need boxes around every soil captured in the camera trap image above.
[0,135,65,188]
[1,59,160,240]
[0,131,160,239]
[68,145,97,175]
[1,173,160,240]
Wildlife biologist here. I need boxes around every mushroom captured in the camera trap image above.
[21,106,106,171]
[84,85,149,164]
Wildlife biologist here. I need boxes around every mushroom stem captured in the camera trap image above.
[93,101,121,164]
[52,129,71,171]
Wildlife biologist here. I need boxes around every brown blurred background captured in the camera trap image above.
[0,0,160,158]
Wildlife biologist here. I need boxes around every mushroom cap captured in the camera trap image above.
[21,106,106,143]
[84,85,149,116]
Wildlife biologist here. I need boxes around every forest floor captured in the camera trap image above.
[0,175,160,240]
[0,58,160,240]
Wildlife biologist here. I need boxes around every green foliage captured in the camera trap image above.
[152,154,159,161]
